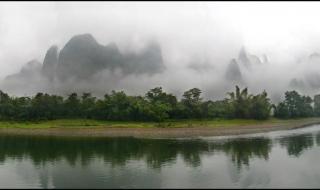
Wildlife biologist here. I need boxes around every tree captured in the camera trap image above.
[0,90,14,120]
[0,90,10,103]
[285,91,301,118]
[274,90,313,119]
[146,87,165,103]
[64,93,80,118]
[206,100,230,118]
[80,93,96,118]
[300,95,313,117]
[227,86,252,118]
[314,94,320,116]
[101,91,132,121]
[249,91,271,120]
[13,97,31,120]
[181,88,203,118]
[274,102,289,118]
[0,86,314,122]
[145,87,177,121]
[226,86,271,119]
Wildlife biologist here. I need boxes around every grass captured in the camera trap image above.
[0,117,320,129]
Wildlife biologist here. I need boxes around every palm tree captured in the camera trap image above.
[228,86,251,102]
[227,85,252,118]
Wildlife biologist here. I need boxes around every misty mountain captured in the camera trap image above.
[56,34,165,81]
[0,33,166,96]
[289,78,306,90]
[187,59,214,73]
[57,34,122,81]
[287,52,320,94]
[6,33,165,83]
[237,47,265,70]
[225,59,243,82]
[2,33,165,92]
[305,53,320,88]
[223,47,274,87]
[121,41,165,75]
[238,47,252,69]
[305,72,320,88]
[289,72,320,92]
[5,59,42,81]
[2,59,46,95]
[224,47,267,83]
[2,33,319,104]
[42,45,59,81]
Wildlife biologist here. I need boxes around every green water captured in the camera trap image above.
[1,125,320,188]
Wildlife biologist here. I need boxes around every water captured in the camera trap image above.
[1,125,320,188]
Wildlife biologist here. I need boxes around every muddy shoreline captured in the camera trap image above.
[0,119,320,139]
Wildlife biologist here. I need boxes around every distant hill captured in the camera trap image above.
[42,45,59,81]
[3,33,165,85]
[224,47,269,85]
[1,33,166,96]
[225,58,243,82]
[5,59,42,81]
[56,33,165,81]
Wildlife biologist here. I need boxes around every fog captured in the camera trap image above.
[1,2,320,102]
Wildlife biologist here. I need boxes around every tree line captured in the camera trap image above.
[0,86,319,122]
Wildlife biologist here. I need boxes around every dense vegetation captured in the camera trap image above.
[0,86,318,122]
[274,91,315,118]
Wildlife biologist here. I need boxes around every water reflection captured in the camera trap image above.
[220,138,271,170]
[0,135,272,170]
[0,126,320,188]
[0,136,212,169]
[279,134,314,157]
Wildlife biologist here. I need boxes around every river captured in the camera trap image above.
[0,125,320,188]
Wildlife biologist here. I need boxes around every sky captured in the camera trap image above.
[1,1,320,99]
[1,1,320,76]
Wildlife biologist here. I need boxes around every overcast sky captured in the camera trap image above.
[1,1,320,78]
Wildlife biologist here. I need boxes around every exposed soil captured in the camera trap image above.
[0,119,320,139]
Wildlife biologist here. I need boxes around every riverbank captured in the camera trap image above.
[0,117,320,138]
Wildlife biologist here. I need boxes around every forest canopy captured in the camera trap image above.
[0,86,317,122]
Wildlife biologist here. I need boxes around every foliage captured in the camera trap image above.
[0,86,317,122]
[274,90,313,118]
[226,86,271,120]
[249,91,272,120]
[181,88,203,118]
[314,94,320,116]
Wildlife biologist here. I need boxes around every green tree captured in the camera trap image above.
[300,95,313,117]
[205,100,230,118]
[274,91,313,118]
[64,93,80,118]
[181,88,203,118]
[227,86,252,118]
[145,87,177,121]
[249,91,271,120]
[314,94,320,116]
[80,93,96,118]
[101,91,132,121]
[285,91,301,118]
[274,102,289,118]
[0,90,14,120]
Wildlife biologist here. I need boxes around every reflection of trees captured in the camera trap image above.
[144,140,210,168]
[0,134,274,171]
[315,132,320,146]
[279,134,314,157]
[217,138,272,170]
[0,135,210,169]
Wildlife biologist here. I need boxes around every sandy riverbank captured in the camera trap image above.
[0,118,320,138]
